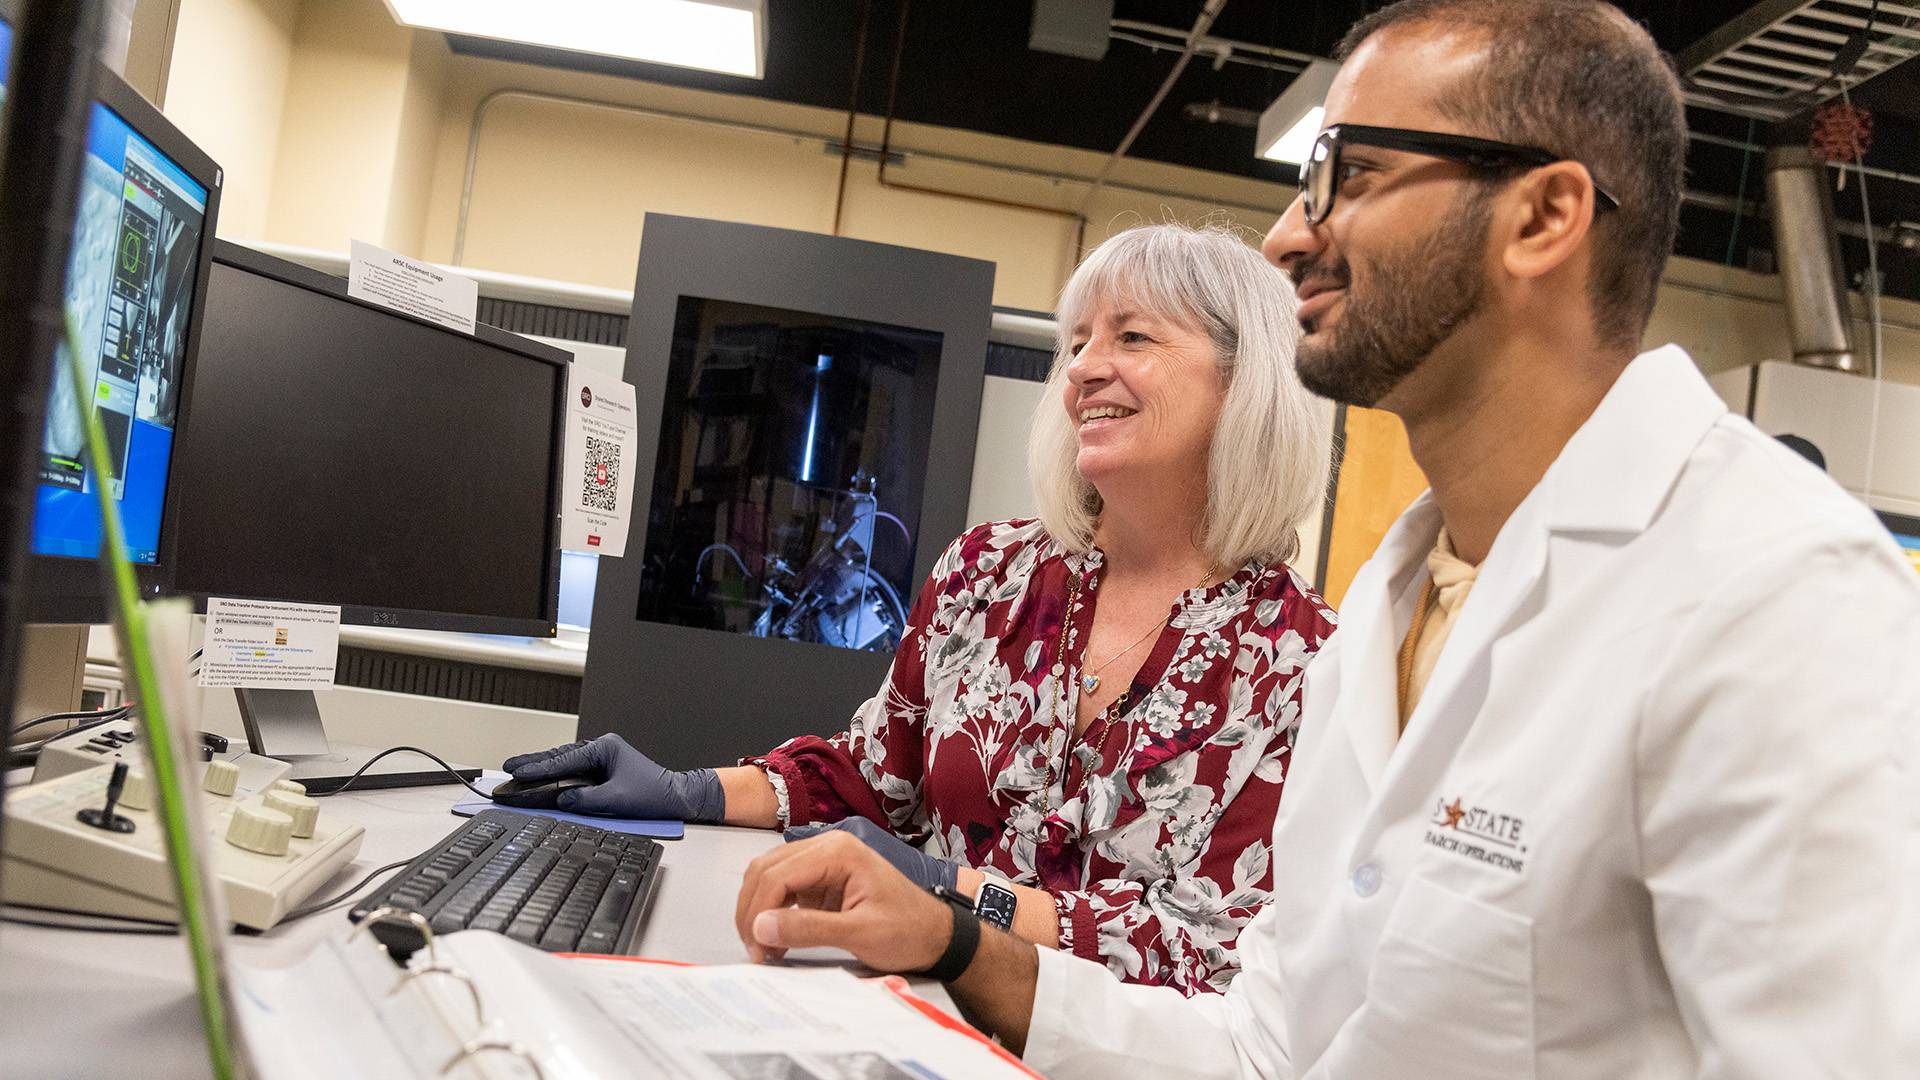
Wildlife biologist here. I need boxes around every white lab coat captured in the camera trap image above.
[1024,346,1920,1078]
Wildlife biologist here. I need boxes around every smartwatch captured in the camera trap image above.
[972,878,1017,932]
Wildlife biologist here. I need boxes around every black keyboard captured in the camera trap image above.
[350,808,662,955]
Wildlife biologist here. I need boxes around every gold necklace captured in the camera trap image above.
[1041,562,1219,814]
[1078,564,1220,694]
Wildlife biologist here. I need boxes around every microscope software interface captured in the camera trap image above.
[31,99,207,565]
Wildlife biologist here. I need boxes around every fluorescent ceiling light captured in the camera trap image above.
[1262,106,1324,165]
[1257,59,1339,164]
[383,0,768,79]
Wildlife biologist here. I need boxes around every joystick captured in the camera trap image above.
[75,761,137,834]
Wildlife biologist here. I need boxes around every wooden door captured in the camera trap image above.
[1315,405,1429,608]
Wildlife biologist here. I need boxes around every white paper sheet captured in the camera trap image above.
[197,597,341,689]
[348,239,478,334]
[237,930,1040,1080]
[559,363,639,557]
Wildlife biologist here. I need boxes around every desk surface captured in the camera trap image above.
[0,779,954,1078]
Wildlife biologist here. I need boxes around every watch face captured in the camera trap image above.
[974,881,1017,931]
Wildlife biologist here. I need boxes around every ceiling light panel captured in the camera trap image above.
[384,0,768,79]
[1257,59,1339,164]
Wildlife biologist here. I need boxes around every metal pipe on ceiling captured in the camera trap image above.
[1689,129,1920,189]
[1766,144,1868,374]
[830,0,874,236]
[871,0,1088,229]
[1108,18,1320,67]
[1075,0,1232,218]
[1108,30,1304,74]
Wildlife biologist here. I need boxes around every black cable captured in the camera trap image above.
[12,704,131,735]
[277,857,415,924]
[3,713,126,766]
[310,745,491,801]
[1,903,179,935]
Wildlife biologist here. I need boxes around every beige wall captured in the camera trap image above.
[1646,255,1920,384]
[161,0,300,239]
[412,56,1281,311]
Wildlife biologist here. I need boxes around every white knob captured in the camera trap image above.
[118,771,153,811]
[270,779,307,797]
[226,804,293,856]
[263,790,319,838]
[203,759,240,797]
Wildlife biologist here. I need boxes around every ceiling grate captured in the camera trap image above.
[1676,0,1920,121]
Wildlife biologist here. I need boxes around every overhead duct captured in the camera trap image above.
[1764,144,1864,374]
[1675,0,1920,122]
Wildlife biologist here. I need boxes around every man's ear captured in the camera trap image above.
[1499,161,1599,283]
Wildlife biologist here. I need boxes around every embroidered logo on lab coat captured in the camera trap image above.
[1423,797,1527,874]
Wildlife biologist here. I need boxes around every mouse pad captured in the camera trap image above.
[453,775,684,839]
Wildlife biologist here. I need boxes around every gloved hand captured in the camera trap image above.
[783,816,959,893]
[502,733,725,822]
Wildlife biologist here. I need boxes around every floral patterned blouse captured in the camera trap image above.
[747,519,1334,995]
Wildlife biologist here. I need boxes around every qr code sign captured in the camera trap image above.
[582,435,620,511]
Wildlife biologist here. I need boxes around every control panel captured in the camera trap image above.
[2,760,364,930]
[32,716,290,795]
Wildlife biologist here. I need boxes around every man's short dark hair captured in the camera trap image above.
[1336,0,1687,352]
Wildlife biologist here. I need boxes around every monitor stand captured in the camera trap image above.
[233,687,480,795]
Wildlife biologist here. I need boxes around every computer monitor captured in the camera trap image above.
[580,215,992,768]
[24,64,221,623]
[0,3,14,110]
[169,241,570,790]
[1877,510,1920,577]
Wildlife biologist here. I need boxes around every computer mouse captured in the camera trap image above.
[489,775,594,811]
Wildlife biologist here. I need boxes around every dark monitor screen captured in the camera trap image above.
[31,97,209,566]
[636,296,941,654]
[169,244,568,635]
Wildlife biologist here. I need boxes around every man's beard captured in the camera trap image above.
[1291,189,1493,408]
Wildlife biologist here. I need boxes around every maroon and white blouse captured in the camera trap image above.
[748,518,1334,994]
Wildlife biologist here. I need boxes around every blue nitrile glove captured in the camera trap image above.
[783,816,960,893]
[502,733,725,822]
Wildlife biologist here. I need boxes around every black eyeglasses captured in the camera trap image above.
[1299,123,1621,225]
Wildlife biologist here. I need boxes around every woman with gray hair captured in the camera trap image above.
[508,222,1333,995]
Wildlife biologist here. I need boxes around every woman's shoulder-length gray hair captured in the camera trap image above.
[1028,221,1330,570]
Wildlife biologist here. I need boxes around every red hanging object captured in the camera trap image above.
[1809,101,1873,164]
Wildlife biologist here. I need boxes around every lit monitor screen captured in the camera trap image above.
[31,99,208,564]
[636,297,942,654]
[1,16,13,107]
[557,550,600,630]
[1880,511,1920,577]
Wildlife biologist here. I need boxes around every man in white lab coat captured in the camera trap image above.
[734,1,1920,1075]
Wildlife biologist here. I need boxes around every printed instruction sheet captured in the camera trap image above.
[560,362,639,556]
[197,598,341,690]
[347,239,477,334]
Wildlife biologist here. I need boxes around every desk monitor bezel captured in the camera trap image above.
[168,240,570,639]
[25,63,224,624]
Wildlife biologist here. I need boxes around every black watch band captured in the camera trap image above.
[921,885,982,982]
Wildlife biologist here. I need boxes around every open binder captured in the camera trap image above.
[237,909,1042,1079]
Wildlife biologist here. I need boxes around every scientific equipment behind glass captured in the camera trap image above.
[167,241,571,792]
[581,215,991,770]
[637,295,939,657]
[700,468,913,653]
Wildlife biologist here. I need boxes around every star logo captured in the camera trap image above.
[1442,798,1467,829]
